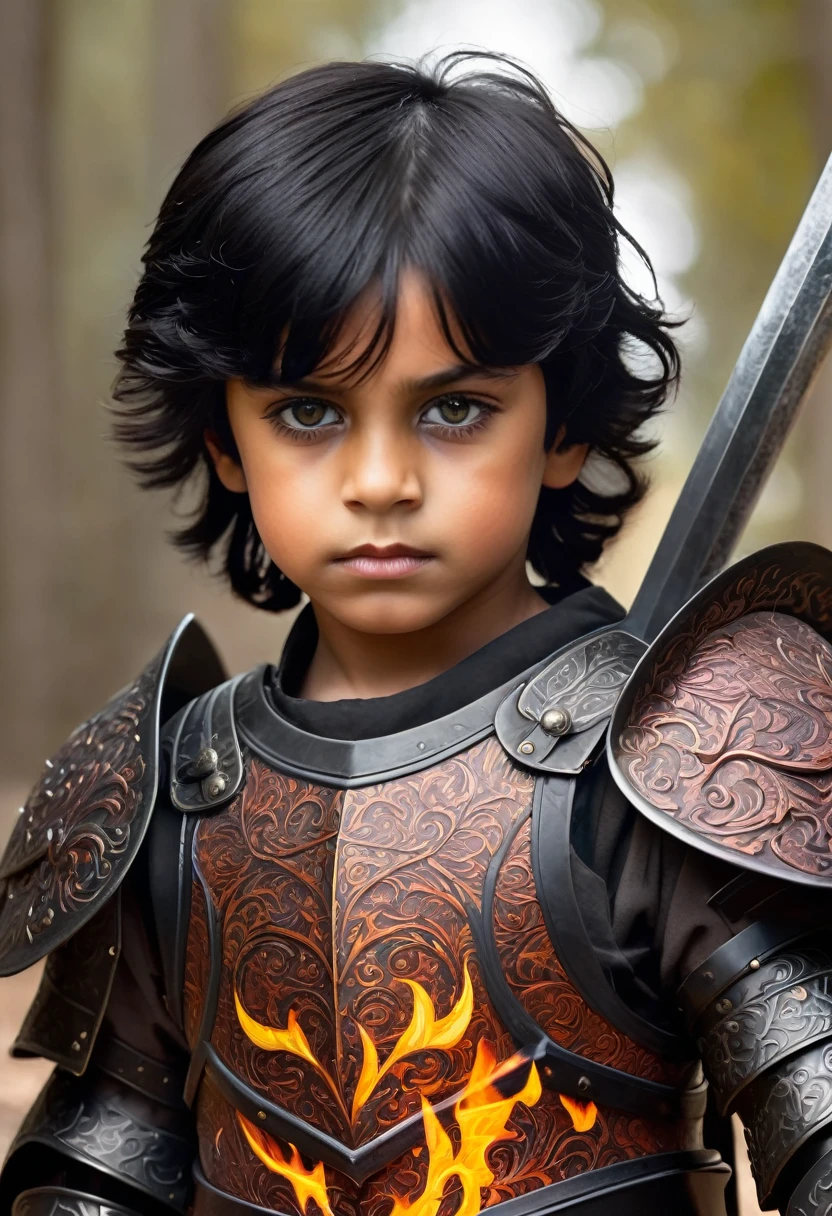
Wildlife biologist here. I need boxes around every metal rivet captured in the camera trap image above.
[206,773,229,799]
[519,741,535,755]
[257,1110,267,1120]
[702,971,714,982]
[749,959,760,971]
[716,998,733,1014]
[71,1041,81,1052]
[108,946,116,956]
[193,747,219,777]
[417,742,426,751]
[543,1066,553,1077]
[540,706,572,737]
[79,1031,88,1040]
[137,1065,145,1073]
[577,1076,591,1093]
[725,1021,739,1033]
[163,1076,169,1084]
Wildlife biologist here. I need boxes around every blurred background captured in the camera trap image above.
[1,2,831,1212]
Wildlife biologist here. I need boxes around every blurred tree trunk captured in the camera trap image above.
[801,0,832,549]
[0,0,59,777]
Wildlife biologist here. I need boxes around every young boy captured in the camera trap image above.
[1,52,830,1216]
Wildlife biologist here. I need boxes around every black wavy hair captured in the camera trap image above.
[113,51,680,612]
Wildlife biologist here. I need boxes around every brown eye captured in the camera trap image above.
[439,397,471,424]
[276,400,341,430]
[422,396,485,429]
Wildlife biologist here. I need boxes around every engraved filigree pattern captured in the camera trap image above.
[183,875,210,1050]
[12,1188,133,1216]
[188,737,687,1215]
[618,604,832,878]
[0,665,156,969]
[518,632,645,731]
[788,1148,832,1215]
[18,1070,193,1210]
[492,820,681,1083]
[740,1040,832,1203]
[196,1076,680,1216]
[699,943,832,1111]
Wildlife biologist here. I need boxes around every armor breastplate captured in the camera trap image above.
[177,657,706,1216]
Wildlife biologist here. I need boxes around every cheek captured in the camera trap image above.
[428,433,546,551]
[243,447,332,566]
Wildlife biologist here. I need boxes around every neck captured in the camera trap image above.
[300,570,550,702]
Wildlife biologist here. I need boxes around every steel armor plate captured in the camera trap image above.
[609,542,832,887]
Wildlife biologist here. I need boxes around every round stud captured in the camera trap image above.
[577,1076,591,1093]
[519,741,535,755]
[540,706,572,736]
[205,773,229,799]
[702,971,714,982]
[749,959,760,971]
[257,1110,267,1121]
[193,747,219,778]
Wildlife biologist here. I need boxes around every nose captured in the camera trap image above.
[340,424,423,514]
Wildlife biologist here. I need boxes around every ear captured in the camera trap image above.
[542,428,589,490]
[204,430,248,494]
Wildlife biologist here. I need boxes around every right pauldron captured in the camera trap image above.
[680,922,832,1209]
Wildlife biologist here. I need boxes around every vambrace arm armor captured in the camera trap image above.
[11,1186,146,1216]
[679,921,832,1213]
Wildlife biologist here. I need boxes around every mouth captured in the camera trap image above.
[334,543,435,580]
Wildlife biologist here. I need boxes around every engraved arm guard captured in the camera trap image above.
[680,922,832,1211]
[11,1185,144,1216]
[0,1068,194,1214]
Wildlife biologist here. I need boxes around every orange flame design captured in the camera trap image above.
[558,1093,598,1132]
[389,1041,542,1216]
[236,965,474,1125]
[352,964,474,1120]
[238,1114,334,1216]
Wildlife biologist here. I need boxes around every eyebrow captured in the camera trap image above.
[264,362,517,395]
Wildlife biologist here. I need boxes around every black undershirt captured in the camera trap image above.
[268,580,624,740]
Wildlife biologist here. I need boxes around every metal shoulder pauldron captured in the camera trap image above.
[0,613,224,977]
[608,542,832,888]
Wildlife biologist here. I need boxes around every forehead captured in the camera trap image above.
[310,268,471,386]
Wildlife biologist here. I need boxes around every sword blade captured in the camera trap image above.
[626,151,832,644]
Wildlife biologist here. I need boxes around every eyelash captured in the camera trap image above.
[264,394,497,443]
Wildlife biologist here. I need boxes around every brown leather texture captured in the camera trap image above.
[619,609,832,880]
[184,738,685,1216]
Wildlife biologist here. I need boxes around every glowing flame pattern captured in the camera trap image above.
[235,964,473,1125]
[559,1093,598,1132]
[238,1114,335,1216]
[390,1041,541,1216]
[352,965,474,1120]
[235,968,599,1214]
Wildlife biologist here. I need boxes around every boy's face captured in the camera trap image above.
[213,271,586,638]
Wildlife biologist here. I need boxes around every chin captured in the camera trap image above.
[331,593,458,637]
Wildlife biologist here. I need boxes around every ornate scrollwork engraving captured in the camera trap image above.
[14,1070,193,1211]
[740,1039,832,1204]
[788,1147,832,1215]
[618,600,832,878]
[0,663,158,974]
[518,632,645,733]
[188,738,686,1214]
[699,941,832,1111]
